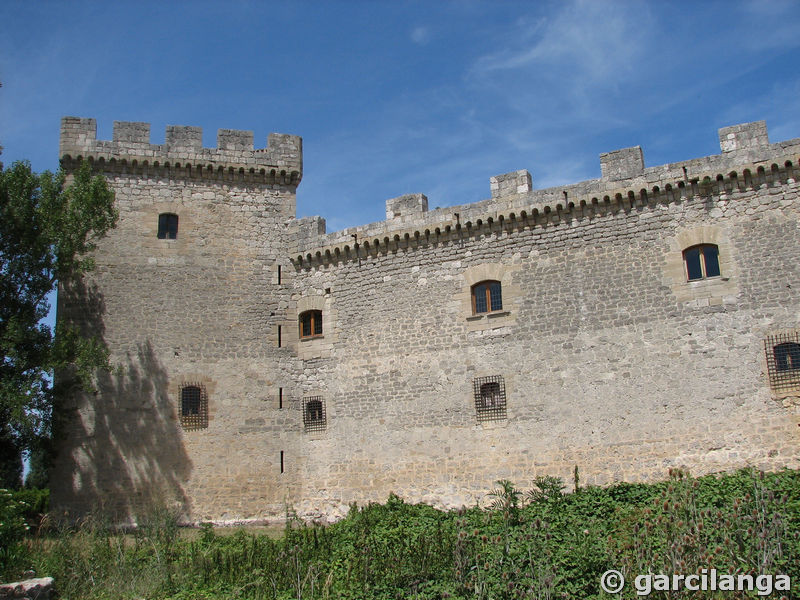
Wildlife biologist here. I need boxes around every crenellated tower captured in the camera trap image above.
[52,118,305,522]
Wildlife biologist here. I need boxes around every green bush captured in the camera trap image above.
[0,489,29,549]
[1,469,797,599]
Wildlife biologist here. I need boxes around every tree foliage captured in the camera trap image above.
[0,160,117,488]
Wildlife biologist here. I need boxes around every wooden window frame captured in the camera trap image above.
[299,310,323,339]
[471,280,503,315]
[157,213,179,240]
[683,244,720,281]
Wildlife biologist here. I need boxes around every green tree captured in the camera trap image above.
[0,160,117,488]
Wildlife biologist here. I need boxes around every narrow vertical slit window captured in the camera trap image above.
[278,325,282,347]
[277,265,282,285]
[279,387,283,409]
[280,451,284,474]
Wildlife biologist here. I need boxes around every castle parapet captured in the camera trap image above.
[600,146,644,181]
[719,120,769,153]
[490,170,532,198]
[294,120,800,266]
[386,194,428,219]
[60,117,302,184]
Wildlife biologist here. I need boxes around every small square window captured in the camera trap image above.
[472,281,503,314]
[303,396,326,432]
[473,375,507,422]
[765,333,800,391]
[180,383,208,430]
[158,213,178,239]
[683,244,720,281]
[299,310,323,339]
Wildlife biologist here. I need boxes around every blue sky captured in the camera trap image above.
[2,0,800,234]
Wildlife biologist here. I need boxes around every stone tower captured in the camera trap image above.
[53,117,303,520]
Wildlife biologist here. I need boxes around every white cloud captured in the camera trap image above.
[410,26,431,45]
[472,1,651,87]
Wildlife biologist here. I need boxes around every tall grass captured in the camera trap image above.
[1,468,797,599]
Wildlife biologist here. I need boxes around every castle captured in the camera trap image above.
[51,117,800,523]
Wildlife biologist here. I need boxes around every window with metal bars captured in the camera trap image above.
[471,280,503,314]
[473,375,507,421]
[299,310,323,339]
[765,333,800,391]
[303,396,326,432]
[683,244,720,281]
[180,384,208,430]
[157,213,178,240]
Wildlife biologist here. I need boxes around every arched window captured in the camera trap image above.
[303,396,326,432]
[683,244,720,281]
[180,384,208,430]
[158,213,178,239]
[299,310,323,339]
[471,280,502,314]
[774,342,800,372]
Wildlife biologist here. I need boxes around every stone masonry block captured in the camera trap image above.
[386,193,428,219]
[600,146,644,181]
[60,117,97,154]
[719,121,769,153]
[166,125,203,151]
[218,129,254,151]
[112,121,150,143]
[490,170,532,198]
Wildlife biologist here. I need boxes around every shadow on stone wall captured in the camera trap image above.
[51,280,192,524]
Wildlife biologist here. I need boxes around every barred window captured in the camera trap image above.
[180,384,208,430]
[299,310,323,339]
[303,396,326,432]
[473,375,507,422]
[765,333,800,391]
[472,280,503,314]
[683,244,720,281]
[157,213,178,240]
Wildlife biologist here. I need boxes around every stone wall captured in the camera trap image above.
[52,118,800,523]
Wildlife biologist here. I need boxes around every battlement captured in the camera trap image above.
[294,121,800,266]
[60,117,302,184]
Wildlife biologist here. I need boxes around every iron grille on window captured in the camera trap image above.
[473,375,507,422]
[158,213,178,239]
[765,333,800,391]
[303,396,326,432]
[180,383,208,430]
